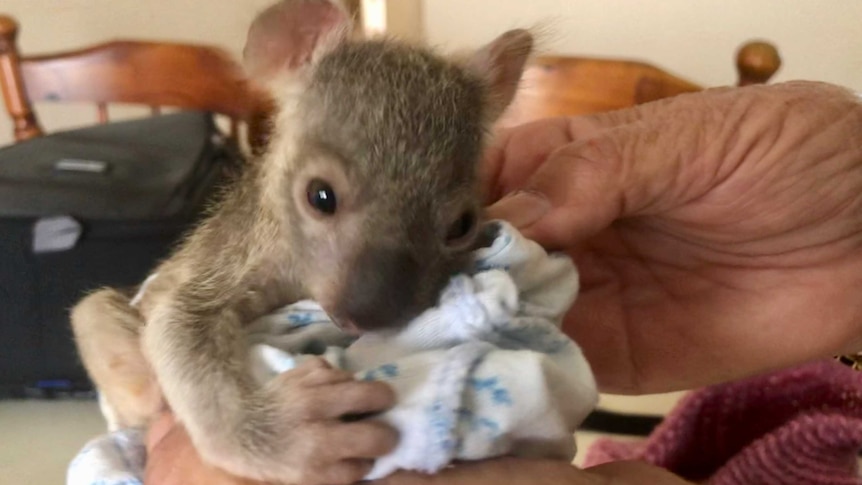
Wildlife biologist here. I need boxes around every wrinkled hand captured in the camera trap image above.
[145,411,267,485]
[145,422,690,485]
[484,81,862,393]
[371,457,692,485]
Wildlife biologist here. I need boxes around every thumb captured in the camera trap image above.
[484,124,657,249]
[485,88,736,249]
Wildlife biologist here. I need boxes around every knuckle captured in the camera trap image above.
[307,366,349,383]
[268,368,305,391]
[300,365,355,388]
[291,392,322,420]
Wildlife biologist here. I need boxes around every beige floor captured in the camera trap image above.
[0,393,683,484]
[0,400,107,485]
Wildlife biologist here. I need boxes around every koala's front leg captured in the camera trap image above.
[142,282,398,485]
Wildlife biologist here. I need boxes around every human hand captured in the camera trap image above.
[144,415,690,485]
[371,457,692,485]
[483,81,862,393]
[145,411,267,485]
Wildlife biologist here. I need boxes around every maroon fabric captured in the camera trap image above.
[583,360,862,484]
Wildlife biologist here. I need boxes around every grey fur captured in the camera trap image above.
[69,2,533,484]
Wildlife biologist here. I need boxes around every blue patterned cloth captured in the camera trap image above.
[67,220,598,484]
[67,428,145,485]
[247,220,598,479]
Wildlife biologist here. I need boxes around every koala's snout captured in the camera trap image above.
[334,246,442,332]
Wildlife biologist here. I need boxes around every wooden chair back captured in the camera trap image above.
[0,14,273,154]
[498,40,781,127]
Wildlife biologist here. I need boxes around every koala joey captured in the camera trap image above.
[70,0,534,483]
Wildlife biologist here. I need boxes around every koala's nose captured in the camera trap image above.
[339,247,425,331]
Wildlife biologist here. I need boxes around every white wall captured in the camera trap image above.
[0,0,276,147]
[422,0,862,91]
[3,1,860,147]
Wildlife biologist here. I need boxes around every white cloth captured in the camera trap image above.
[67,428,146,485]
[66,220,598,484]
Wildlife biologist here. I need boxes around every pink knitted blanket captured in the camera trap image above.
[583,360,862,484]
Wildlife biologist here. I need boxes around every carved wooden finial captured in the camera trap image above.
[0,15,19,53]
[0,14,43,141]
[736,40,781,86]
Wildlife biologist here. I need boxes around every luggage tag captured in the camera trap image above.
[32,215,83,254]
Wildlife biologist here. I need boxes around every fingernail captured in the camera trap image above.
[486,190,551,229]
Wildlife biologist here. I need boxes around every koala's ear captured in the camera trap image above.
[243,0,352,81]
[466,29,534,122]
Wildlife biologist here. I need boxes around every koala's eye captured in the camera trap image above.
[445,210,476,246]
[306,179,337,215]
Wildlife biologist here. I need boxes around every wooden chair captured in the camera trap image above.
[498,40,781,127]
[0,14,274,155]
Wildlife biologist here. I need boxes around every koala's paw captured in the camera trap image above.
[201,358,399,485]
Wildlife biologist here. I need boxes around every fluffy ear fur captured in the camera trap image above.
[243,0,353,81]
[466,29,534,123]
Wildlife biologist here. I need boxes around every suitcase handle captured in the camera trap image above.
[53,158,111,174]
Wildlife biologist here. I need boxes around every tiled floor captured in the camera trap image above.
[0,393,683,484]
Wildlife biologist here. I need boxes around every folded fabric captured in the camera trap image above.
[247,220,598,479]
[583,360,862,485]
[67,220,598,484]
[67,428,145,485]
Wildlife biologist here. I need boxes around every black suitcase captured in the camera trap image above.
[0,111,243,398]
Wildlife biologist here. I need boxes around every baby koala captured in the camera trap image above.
[70,0,535,484]
[245,220,599,480]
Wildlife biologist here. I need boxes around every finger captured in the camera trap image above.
[307,380,396,419]
[484,126,648,250]
[481,114,633,206]
[313,459,375,485]
[292,355,332,372]
[480,117,572,204]
[267,356,342,386]
[299,365,356,387]
[324,420,399,459]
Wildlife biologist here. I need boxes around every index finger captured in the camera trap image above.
[307,380,397,420]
